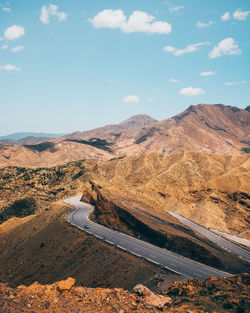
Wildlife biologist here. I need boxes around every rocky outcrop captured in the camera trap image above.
[165,273,249,312]
[133,284,172,309]
[0,274,249,313]
[0,278,173,313]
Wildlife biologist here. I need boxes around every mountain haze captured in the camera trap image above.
[0,132,64,141]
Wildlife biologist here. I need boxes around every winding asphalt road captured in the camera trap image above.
[65,195,231,280]
[167,211,250,263]
[209,229,250,248]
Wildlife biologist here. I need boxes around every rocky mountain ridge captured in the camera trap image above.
[70,114,158,138]
[0,104,249,168]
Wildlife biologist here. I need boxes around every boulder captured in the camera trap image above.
[133,284,172,309]
[56,277,75,292]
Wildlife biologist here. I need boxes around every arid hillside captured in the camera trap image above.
[0,140,113,168]
[65,151,248,240]
[113,104,250,156]
[0,114,157,168]
[0,161,176,290]
[0,152,249,291]
[0,104,249,168]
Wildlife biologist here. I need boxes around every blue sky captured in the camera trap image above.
[0,0,249,135]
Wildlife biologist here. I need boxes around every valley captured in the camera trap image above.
[0,149,249,290]
[0,104,249,312]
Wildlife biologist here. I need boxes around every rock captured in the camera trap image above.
[27,281,44,293]
[145,305,153,309]
[133,284,172,309]
[134,284,151,297]
[56,277,75,292]
[209,276,219,281]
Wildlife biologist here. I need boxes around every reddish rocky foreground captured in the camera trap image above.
[0,274,249,312]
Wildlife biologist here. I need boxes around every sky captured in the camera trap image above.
[0,0,250,135]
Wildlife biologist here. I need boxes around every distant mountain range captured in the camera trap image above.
[0,132,66,146]
[70,114,158,138]
[0,104,249,167]
[0,132,65,141]
[112,103,250,156]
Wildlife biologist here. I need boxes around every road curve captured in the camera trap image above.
[65,195,231,280]
[167,211,250,263]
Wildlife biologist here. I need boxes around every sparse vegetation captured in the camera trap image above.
[241,147,250,154]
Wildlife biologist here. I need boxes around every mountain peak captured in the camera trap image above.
[119,114,158,127]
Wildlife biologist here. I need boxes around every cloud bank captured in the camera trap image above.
[89,10,172,34]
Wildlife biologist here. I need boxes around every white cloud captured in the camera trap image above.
[106,79,114,83]
[40,4,67,24]
[0,64,21,71]
[179,87,205,96]
[89,9,126,29]
[233,9,250,21]
[224,81,247,86]
[1,44,8,50]
[168,5,184,13]
[209,37,241,59]
[221,12,230,21]
[40,6,49,24]
[11,45,24,52]
[123,95,140,103]
[0,37,4,41]
[89,10,172,34]
[163,41,210,56]
[200,71,216,77]
[221,9,250,21]
[196,21,215,28]
[170,78,180,83]
[2,7,11,12]
[4,25,25,40]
